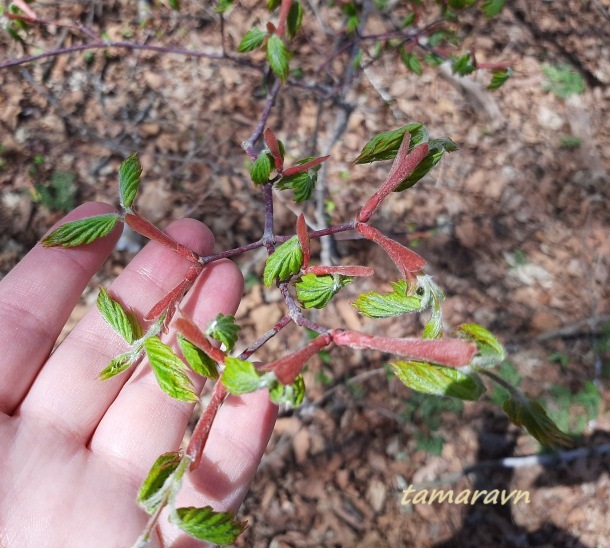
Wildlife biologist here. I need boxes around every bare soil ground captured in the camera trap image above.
[1,1,609,546]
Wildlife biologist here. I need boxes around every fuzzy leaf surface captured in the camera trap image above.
[296,273,352,309]
[97,287,142,344]
[118,153,142,209]
[267,34,289,81]
[99,352,136,380]
[263,236,303,286]
[178,336,219,379]
[171,506,246,545]
[41,213,119,248]
[206,313,240,351]
[456,323,506,366]
[222,357,272,395]
[276,157,320,202]
[237,28,266,52]
[137,451,182,515]
[353,280,422,318]
[144,337,198,402]
[250,151,273,185]
[392,360,484,400]
[503,397,572,448]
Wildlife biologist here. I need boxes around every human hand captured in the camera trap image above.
[0,203,277,547]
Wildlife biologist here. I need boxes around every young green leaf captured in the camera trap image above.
[170,506,247,545]
[250,150,273,185]
[353,280,423,318]
[269,374,305,407]
[137,451,182,515]
[178,335,219,380]
[401,51,422,75]
[99,352,136,381]
[41,213,120,248]
[205,313,240,352]
[263,236,303,286]
[456,323,506,367]
[267,0,281,9]
[488,68,512,90]
[276,157,322,203]
[286,0,304,39]
[503,397,572,448]
[296,273,353,309]
[482,0,505,17]
[238,28,266,53]
[144,337,198,402]
[393,137,458,192]
[118,153,142,210]
[354,123,425,164]
[97,287,143,344]
[452,52,476,76]
[222,356,273,395]
[391,360,484,400]
[216,0,234,13]
[267,34,289,81]
[168,0,180,11]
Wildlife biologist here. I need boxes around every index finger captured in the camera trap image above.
[0,202,121,415]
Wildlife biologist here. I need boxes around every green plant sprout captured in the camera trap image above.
[2,0,571,545]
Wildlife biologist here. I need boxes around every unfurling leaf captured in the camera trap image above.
[238,28,266,53]
[391,360,484,400]
[250,150,273,185]
[488,68,512,90]
[263,236,303,286]
[222,357,273,395]
[99,352,136,380]
[97,287,143,344]
[267,34,289,81]
[393,137,458,192]
[296,273,353,309]
[41,213,120,248]
[503,397,572,448]
[168,0,180,10]
[118,153,142,210]
[178,336,219,379]
[270,374,305,407]
[286,0,304,39]
[170,506,247,545]
[205,313,240,351]
[144,337,198,402]
[456,323,506,367]
[276,170,314,202]
[137,451,182,515]
[354,123,426,164]
[353,280,422,318]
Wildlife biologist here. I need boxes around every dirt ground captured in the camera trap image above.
[1,1,609,546]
